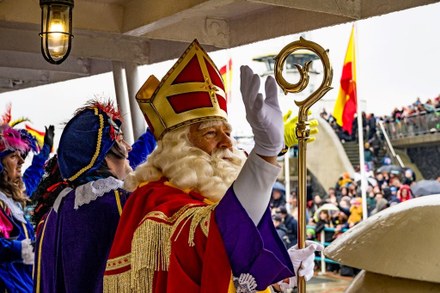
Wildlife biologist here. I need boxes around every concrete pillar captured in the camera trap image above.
[112,61,134,145]
[124,62,146,140]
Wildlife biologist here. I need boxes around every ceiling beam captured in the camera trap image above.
[0,26,150,64]
[122,0,235,36]
[248,0,362,19]
[0,0,125,33]
[228,6,349,47]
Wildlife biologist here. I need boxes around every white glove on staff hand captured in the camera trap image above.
[240,65,283,157]
[278,240,324,290]
[21,239,34,265]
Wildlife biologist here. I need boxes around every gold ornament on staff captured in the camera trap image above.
[274,37,333,293]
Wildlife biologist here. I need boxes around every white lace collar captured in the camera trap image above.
[74,177,123,209]
[0,191,26,223]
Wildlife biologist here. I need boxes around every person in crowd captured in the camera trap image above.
[332,209,349,239]
[335,172,353,191]
[368,132,382,161]
[347,198,363,228]
[270,181,287,209]
[278,205,298,247]
[397,184,413,202]
[370,192,388,215]
[287,188,298,211]
[364,142,374,171]
[367,113,377,140]
[314,210,338,272]
[309,193,323,217]
[273,214,291,248]
[402,168,416,185]
[0,124,39,292]
[366,186,376,216]
[104,40,322,293]
[33,100,156,293]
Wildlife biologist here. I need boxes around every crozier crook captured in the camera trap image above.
[274,37,333,293]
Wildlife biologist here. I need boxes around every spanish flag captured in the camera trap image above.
[219,58,232,103]
[333,25,357,135]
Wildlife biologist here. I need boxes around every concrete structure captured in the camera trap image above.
[1,0,440,140]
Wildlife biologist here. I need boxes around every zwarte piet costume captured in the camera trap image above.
[0,124,38,293]
[34,102,156,293]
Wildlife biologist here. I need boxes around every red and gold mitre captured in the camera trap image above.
[136,39,228,139]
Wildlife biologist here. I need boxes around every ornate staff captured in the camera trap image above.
[274,37,333,293]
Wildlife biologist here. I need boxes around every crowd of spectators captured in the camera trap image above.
[321,95,440,144]
[269,95,440,277]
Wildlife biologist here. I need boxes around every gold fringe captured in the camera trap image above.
[132,219,172,293]
[103,270,132,293]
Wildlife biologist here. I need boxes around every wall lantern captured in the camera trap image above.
[39,0,74,64]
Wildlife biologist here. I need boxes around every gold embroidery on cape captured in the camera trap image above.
[105,253,131,271]
[171,203,216,246]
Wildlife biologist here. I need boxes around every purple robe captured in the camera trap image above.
[34,179,129,293]
[216,188,294,290]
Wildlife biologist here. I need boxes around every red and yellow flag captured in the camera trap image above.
[25,124,45,149]
[219,58,232,104]
[333,25,357,135]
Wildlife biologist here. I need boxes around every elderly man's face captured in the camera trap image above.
[188,121,233,155]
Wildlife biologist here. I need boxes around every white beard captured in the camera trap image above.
[124,126,247,202]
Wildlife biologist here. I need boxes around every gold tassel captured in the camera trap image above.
[103,270,132,293]
[132,219,172,293]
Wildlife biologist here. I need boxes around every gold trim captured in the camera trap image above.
[136,39,227,140]
[35,210,52,293]
[142,203,199,224]
[106,253,131,271]
[68,108,105,181]
[132,219,172,293]
[114,190,122,216]
[171,204,216,246]
[21,222,29,239]
[103,269,132,293]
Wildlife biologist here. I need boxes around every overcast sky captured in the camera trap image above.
[1,2,439,139]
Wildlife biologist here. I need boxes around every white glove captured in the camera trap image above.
[278,240,324,290]
[240,66,283,157]
[21,239,34,265]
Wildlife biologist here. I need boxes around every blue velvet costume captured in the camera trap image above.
[0,192,35,293]
[33,103,156,293]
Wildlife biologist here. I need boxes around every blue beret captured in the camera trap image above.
[58,106,122,183]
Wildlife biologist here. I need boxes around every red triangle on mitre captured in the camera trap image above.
[172,55,204,84]
[205,56,225,92]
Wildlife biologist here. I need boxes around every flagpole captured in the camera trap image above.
[353,23,368,221]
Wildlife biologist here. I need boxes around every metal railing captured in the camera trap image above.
[378,120,405,167]
[308,226,348,274]
[381,109,440,139]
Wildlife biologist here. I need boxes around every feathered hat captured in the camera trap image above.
[135,39,228,140]
[0,124,39,172]
[57,100,123,183]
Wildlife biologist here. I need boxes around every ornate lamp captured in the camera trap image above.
[39,0,74,64]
